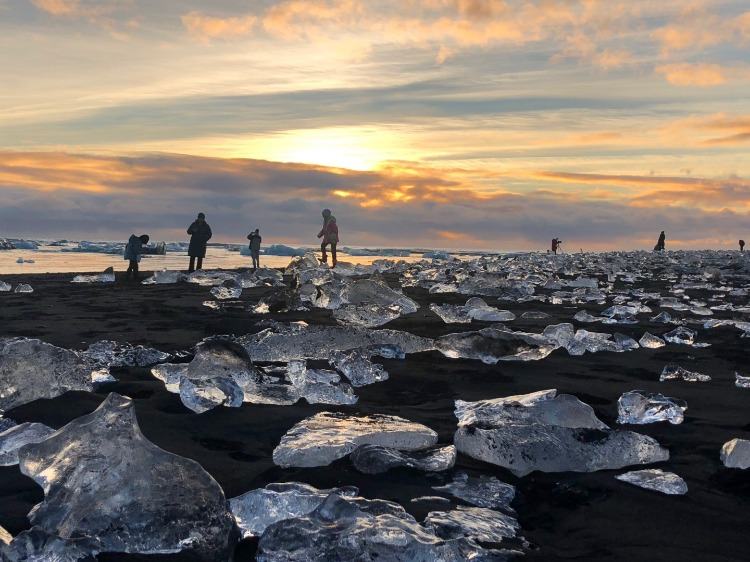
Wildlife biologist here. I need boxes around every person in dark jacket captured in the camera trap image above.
[740,239,745,252]
[317,208,339,267]
[654,231,666,251]
[551,237,561,255]
[247,228,262,269]
[123,234,149,281]
[187,212,212,273]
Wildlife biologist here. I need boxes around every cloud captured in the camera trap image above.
[655,62,727,86]
[29,0,137,35]
[2,150,749,251]
[181,11,257,43]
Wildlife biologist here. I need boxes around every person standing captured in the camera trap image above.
[247,228,262,269]
[551,237,561,255]
[740,239,745,252]
[123,234,149,281]
[654,231,666,251]
[317,208,339,267]
[187,212,212,273]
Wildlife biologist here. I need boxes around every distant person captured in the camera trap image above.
[247,228,262,269]
[740,239,745,252]
[654,231,666,252]
[317,208,339,267]
[123,234,149,281]
[187,212,212,273]
[551,237,561,255]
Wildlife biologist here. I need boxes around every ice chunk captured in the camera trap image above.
[240,323,435,361]
[229,482,358,539]
[341,278,419,313]
[615,469,688,494]
[431,298,515,324]
[0,526,97,561]
[256,493,502,562]
[0,422,55,466]
[265,244,307,256]
[521,311,550,319]
[650,312,672,323]
[71,267,115,283]
[0,281,11,291]
[437,326,556,363]
[328,345,402,387]
[210,278,242,299]
[639,332,666,348]
[432,472,515,510]
[454,390,669,477]
[660,363,711,382]
[735,372,750,388]
[83,340,171,368]
[187,270,238,286]
[424,505,519,543]
[14,283,33,293]
[178,375,245,414]
[0,337,93,413]
[349,444,456,474]
[663,326,697,345]
[142,269,188,284]
[613,333,640,351]
[287,360,357,405]
[285,252,322,274]
[617,391,687,425]
[332,303,403,327]
[721,439,750,469]
[573,310,601,323]
[0,417,16,432]
[18,393,239,559]
[273,411,438,468]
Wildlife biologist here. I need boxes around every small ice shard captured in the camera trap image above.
[735,372,750,388]
[424,505,519,543]
[432,471,516,510]
[521,311,550,319]
[0,281,12,291]
[663,326,697,345]
[0,422,55,466]
[332,303,402,327]
[613,333,640,351]
[188,270,238,286]
[720,438,750,469]
[142,269,188,284]
[689,306,713,316]
[437,326,556,363]
[203,300,222,310]
[328,344,402,387]
[615,469,688,494]
[431,298,515,324]
[0,526,97,561]
[617,391,687,425]
[229,482,358,539]
[14,283,33,293]
[349,444,456,474]
[273,411,438,468]
[18,393,239,560]
[210,278,242,299]
[639,332,666,348]
[573,310,600,323]
[71,267,115,283]
[151,363,188,392]
[0,337,93,413]
[660,363,711,382]
[240,323,435,361]
[430,303,473,323]
[650,312,672,323]
[410,496,452,504]
[340,278,419,313]
[178,376,245,414]
[454,390,669,477]
[287,360,357,405]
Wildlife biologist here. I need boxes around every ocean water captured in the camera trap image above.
[0,242,467,275]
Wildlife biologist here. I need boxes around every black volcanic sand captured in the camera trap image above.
[1,268,750,561]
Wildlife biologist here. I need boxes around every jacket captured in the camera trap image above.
[318,215,339,244]
[187,221,212,257]
[247,233,262,252]
[123,234,143,261]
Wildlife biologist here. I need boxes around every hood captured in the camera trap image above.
[128,234,139,243]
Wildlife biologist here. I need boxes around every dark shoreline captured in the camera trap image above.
[1,269,749,561]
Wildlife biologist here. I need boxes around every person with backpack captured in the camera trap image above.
[247,228,262,269]
[317,208,339,267]
[123,234,150,281]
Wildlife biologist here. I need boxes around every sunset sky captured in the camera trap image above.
[1,0,749,251]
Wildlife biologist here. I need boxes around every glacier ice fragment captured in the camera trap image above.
[660,363,711,382]
[617,391,687,425]
[0,422,55,466]
[349,444,456,474]
[720,438,750,469]
[432,472,515,510]
[615,469,688,494]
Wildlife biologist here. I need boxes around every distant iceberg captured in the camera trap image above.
[264,244,307,256]
[343,247,412,257]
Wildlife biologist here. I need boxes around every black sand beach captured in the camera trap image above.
[1,267,749,561]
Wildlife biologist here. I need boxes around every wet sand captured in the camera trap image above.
[1,269,749,561]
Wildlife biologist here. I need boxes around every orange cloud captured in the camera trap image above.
[31,0,80,16]
[182,11,258,42]
[655,62,726,86]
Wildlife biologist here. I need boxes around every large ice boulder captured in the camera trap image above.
[720,438,750,469]
[17,393,239,560]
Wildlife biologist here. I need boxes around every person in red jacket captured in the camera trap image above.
[317,208,339,267]
[551,237,561,255]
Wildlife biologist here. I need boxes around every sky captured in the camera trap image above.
[1,0,749,251]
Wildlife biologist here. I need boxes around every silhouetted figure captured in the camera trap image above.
[654,231,666,252]
[317,208,339,267]
[124,234,149,281]
[740,239,745,252]
[187,212,212,273]
[247,228,262,269]
[551,237,562,255]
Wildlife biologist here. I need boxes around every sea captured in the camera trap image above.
[0,240,487,275]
